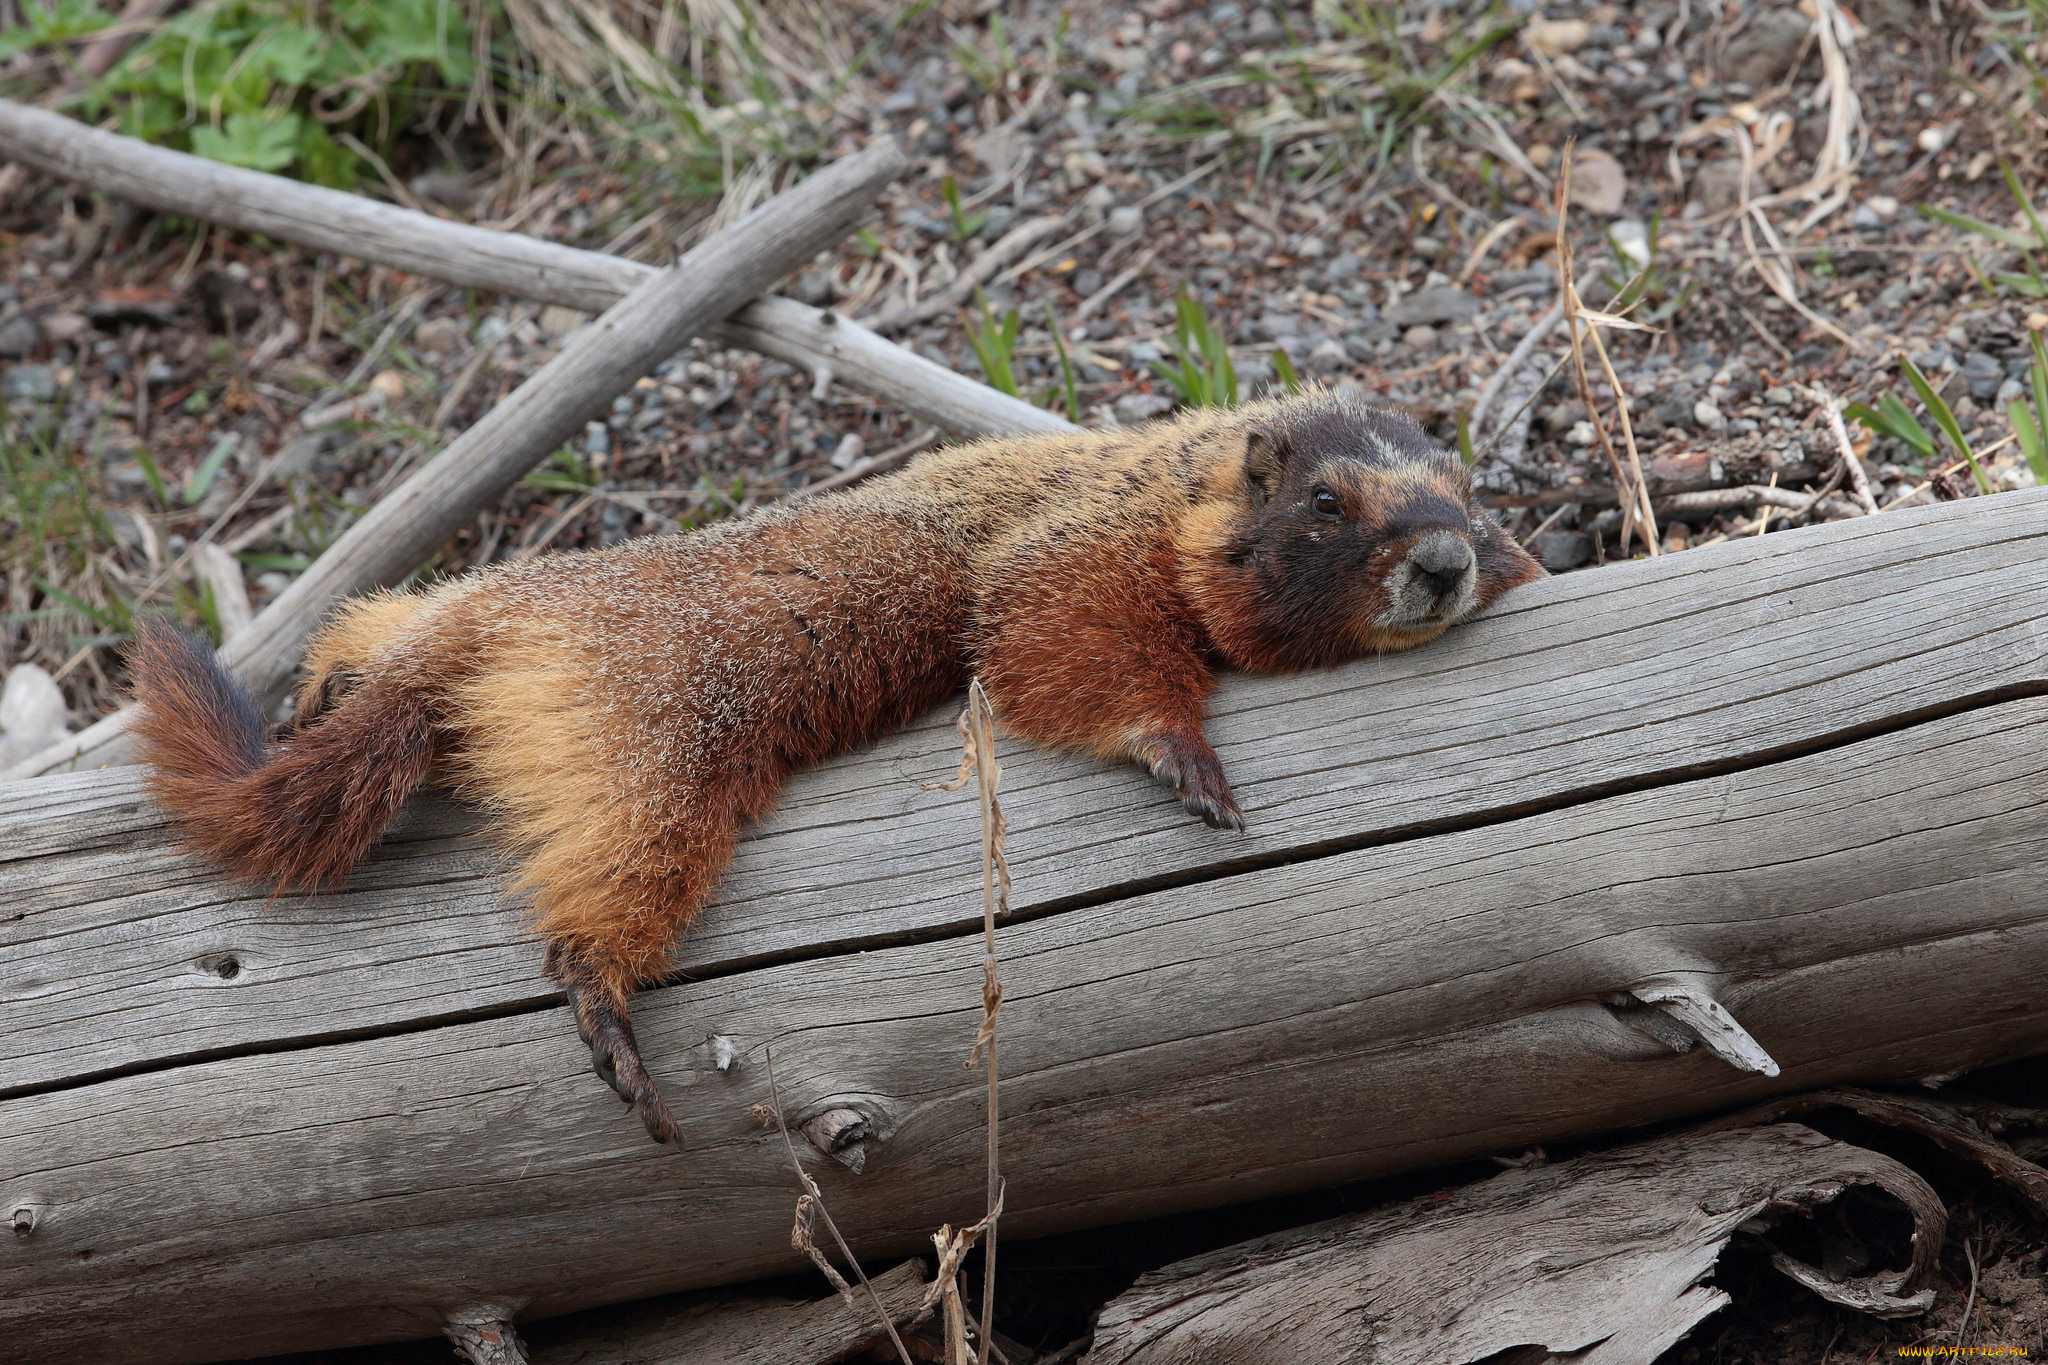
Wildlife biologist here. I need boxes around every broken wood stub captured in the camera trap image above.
[1083,1124,1945,1365]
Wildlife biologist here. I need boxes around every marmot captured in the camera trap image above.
[130,387,1543,1145]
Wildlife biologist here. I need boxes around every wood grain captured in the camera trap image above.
[4,691,2046,1362]
[5,489,2044,1094]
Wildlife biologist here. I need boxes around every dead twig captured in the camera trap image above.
[869,215,1068,334]
[758,1046,917,1365]
[1805,384,1879,515]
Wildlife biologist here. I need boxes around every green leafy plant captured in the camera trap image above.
[1919,165,2048,298]
[1844,354,1993,494]
[9,0,478,188]
[1150,286,1237,410]
[521,445,595,494]
[1600,217,1701,325]
[941,176,986,243]
[965,288,1022,398]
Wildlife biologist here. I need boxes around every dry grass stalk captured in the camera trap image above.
[1553,144,1661,556]
[756,1047,917,1365]
[928,677,1011,1365]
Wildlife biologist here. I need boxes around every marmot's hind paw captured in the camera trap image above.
[1143,732,1246,833]
[565,980,684,1146]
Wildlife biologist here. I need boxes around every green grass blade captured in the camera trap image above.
[2030,331,2048,427]
[132,444,171,505]
[2001,162,2048,250]
[2011,399,2047,484]
[183,433,237,505]
[1899,354,1990,493]
[1044,302,1079,422]
[1272,346,1303,396]
[1918,203,2039,249]
[1871,393,1936,457]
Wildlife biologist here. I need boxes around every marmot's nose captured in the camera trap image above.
[1405,530,1476,606]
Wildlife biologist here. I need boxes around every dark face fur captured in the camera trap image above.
[1198,400,1543,672]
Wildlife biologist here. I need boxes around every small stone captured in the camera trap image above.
[791,269,834,307]
[1411,234,1447,261]
[1866,195,1899,220]
[369,370,406,401]
[583,422,610,456]
[414,316,466,354]
[1607,218,1652,271]
[1115,393,1176,425]
[0,312,40,357]
[0,663,71,769]
[1918,127,1946,154]
[41,311,89,344]
[979,204,1014,239]
[1107,205,1142,235]
[1764,386,1793,406]
[1567,148,1628,216]
[1386,286,1478,328]
[1693,398,1727,431]
[1247,7,1279,39]
[1524,18,1591,56]
[1566,419,1598,447]
[1530,530,1593,572]
[1720,9,1812,87]
[1309,336,1349,373]
[1690,159,1747,215]
[1402,324,1440,350]
[1960,351,2005,401]
[831,432,865,469]
[1323,254,1362,283]
[1,365,55,403]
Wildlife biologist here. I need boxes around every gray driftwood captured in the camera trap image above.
[1082,1124,1945,1365]
[3,491,2047,1363]
[0,134,905,778]
[0,99,1069,445]
[522,1258,928,1365]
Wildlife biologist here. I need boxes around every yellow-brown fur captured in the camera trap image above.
[130,386,1542,1144]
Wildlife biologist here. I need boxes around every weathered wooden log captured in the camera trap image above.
[0,134,906,780]
[0,99,1070,444]
[3,490,2047,1363]
[523,1258,929,1365]
[1083,1124,1946,1365]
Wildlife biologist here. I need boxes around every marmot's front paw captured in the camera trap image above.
[1143,732,1245,832]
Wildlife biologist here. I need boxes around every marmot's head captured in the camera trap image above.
[1185,392,1543,672]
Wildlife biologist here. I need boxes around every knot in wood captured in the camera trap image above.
[801,1107,875,1173]
[10,1203,40,1237]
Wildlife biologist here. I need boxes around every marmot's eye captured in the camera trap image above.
[1310,488,1343,518]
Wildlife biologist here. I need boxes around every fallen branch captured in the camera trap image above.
[2,135,906,779]
[0,100,1068,444]
[1085,1124,1945,1364]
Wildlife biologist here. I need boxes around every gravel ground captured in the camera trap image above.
[4,1,2046,1359]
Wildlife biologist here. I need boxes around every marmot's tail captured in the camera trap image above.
[129,620,440,889]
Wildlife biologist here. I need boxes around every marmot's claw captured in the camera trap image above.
[565,980,684,1146]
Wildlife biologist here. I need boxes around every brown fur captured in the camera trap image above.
[129,387,1542,1144]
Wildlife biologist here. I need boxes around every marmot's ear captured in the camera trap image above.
[1244,426,1285,507]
